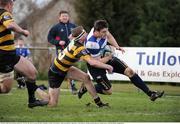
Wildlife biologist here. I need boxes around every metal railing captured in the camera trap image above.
[27,47,56,76]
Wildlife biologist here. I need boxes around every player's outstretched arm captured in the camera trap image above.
[98,54,113,63]
[107,31,125,53]
[86,57,113,73]
[7,22,29,37]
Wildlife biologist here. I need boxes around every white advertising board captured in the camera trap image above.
[106,47,180,83]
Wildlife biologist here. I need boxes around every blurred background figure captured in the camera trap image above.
[15,38,47,90]
[15,38,31,89]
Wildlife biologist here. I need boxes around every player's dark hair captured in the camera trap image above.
[59,10,69,16]
[94,20,109,31]
[0,0,14,7]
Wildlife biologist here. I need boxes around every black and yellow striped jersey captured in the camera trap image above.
[53,40,90,73]
[0,9,15,52]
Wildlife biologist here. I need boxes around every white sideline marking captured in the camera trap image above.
[165,95,180,98]
[7,88,180,98]
[0,93,12,95]
[12,87,70,91]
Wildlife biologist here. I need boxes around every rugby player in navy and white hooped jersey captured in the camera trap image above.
[78,20,164,102]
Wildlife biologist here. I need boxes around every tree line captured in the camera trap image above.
[74,0,180,47]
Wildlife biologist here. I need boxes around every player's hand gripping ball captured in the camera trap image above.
[102,45,115,57]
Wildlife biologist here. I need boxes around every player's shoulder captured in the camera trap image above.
[54,23,62,28]
[50,23,59,30]
[0,9,12,20]
[86,29,96,42]
[85,36,98,49]
[87,28,94,37]
[0,9,7,15]
[0,9,10,15]
[86,36,96,43]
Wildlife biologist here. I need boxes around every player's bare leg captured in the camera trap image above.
[67,66,97,98]
[48,88,60,107]
[0,78,13,93]
[14,56,48,108]
[67,66,108,107]
[124,67,164,101]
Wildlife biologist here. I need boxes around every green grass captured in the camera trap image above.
[0,81,180,122]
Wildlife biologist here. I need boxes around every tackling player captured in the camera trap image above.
[48,26,113,107]
[47,10,78,94]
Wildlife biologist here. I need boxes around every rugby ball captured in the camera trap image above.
[102,45,115,57]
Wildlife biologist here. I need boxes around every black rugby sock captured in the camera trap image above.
[26,80,38,103]
[130,74,151,96]
[94,96,103,106]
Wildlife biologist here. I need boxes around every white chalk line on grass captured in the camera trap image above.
[58,110,180,118]
[12,87,70,91]
[1,88,70,96]
[6,88,180,98]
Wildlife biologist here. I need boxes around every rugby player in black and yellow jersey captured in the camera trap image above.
[48,26,113,107]
[0,0,49,108]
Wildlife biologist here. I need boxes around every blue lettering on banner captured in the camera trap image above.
[136,52,180,66]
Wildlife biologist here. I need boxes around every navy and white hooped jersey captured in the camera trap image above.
[85,28,107,57]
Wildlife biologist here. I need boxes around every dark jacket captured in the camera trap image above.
[47,22,76,54]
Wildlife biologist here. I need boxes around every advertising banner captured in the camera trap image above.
[107,47,180,83]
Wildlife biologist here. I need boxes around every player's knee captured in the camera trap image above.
[26,69,37,80]
[48,99,58,107]
[103,88,112,95]
[124,67,135,78]
[83,74,91,83]
[3,88,11,93]
[0,85,11,93]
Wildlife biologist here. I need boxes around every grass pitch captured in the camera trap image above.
[0,81,180,122]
